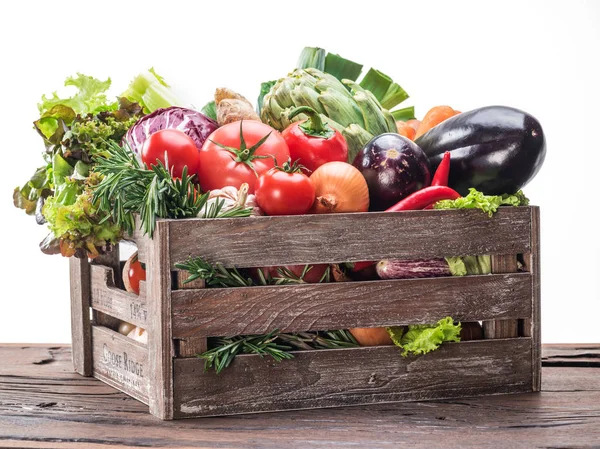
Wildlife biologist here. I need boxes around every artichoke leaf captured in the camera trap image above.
[342,124,374,163]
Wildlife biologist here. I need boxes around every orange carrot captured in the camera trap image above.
[406,119,421,133]
[396,121,416,140]
[415,106,460,139]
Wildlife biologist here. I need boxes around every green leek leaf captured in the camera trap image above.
[391,106,415,121]
[296,47,326,70]
[324,53,363,82]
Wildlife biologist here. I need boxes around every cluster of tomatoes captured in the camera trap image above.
[140,109,348,216]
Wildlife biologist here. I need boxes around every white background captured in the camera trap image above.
[0,0,598,343]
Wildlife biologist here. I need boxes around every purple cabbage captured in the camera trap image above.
[124,106,218,157]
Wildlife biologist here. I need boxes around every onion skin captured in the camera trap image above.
[349,327,393,346]
[309,162,369,214]
[376,258,451,280]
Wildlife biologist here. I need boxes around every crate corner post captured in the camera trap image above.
[529,205,541,392]
[69,256,92,376]
[147,220,175,420]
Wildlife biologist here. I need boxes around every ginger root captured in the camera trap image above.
[215,88,260,126]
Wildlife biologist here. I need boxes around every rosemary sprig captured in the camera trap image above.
[174,258,254,288]
[199,330,295,374]
[199,329,359,374]
[92,141,252,237]
[175,256,331,286]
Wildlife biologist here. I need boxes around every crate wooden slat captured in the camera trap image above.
[74,206,541,420]
[171,273,533,338]
[69,257,92,376]
[90,264,148,328]
[173,338,533,418]
[91,325,149,404]
[168,208,532,268]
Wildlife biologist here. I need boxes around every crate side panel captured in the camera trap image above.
[168,208,532,268]
[91,325,149,405]
[69,257,92,376]
[173,338,533,418]
[172,273,532,338]
[90,264,148,328]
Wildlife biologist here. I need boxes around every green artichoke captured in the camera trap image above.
[260,68,397,162]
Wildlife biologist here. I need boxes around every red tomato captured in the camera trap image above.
[141,129,200,178]
[255,166,315,216]
[128,257,146,295]
[198,120,290,193]
[281,120,348,174]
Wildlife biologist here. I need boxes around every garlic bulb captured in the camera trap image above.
[127,327,148,344]
[198,183,263,217]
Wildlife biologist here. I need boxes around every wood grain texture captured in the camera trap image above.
[167,207,533,268]
[91,250,122,331]
[171,273,533,338]
[91,326,149,404]
[126,216,150,263]
[146,221,174,419]
[483,255,520,339]
[1,345,597,449]
[175,271,207,357]
[543,345,600,367]
[90,264,148,328]
[529,206,541,391]
[69,257,92,376]
[173,338,533,418]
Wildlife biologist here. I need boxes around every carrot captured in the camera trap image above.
[406,119,421,133]
[396,121,416,140]
[415,106,460,139]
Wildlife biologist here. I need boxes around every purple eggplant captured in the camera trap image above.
[353,133,431,211]
[414,106,546,196]
[376,259,451,280]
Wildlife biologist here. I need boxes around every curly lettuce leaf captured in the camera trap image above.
[434,188,529,217]
[42,175,122,258]
[446,255,491,276]
[387,317,461,357]
[13,165,52,214]
[38,74,113,116]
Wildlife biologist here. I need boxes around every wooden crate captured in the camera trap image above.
[69,206,541,420]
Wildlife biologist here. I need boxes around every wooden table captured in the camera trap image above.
[1,344,598,448]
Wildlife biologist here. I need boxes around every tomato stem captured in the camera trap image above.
[209,120,273,177]
[288,106,334,139]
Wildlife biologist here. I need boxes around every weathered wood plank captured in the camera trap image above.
[174,271,207,357]
[69,257,92,376]
[483,255,520,339]
[146,221,174,419]
[2,345,598,448]
[171,273,532,338]
[543,345,600,367]
[167,207,533,268]
[529,206,541,391]
[90,264,148,328]
[91,326,149,405]
[173,338,533,418]
[92,250,122,331]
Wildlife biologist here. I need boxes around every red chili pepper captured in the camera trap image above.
[431,151,451,186]
[351,185,461,273]
[423,151,452,209]
[386,186,461,212]
[281,106,348,174]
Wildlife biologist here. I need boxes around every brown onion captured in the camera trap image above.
[309,162,369,214]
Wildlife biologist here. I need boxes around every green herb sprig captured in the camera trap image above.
[92,141,252,237]
[200,329,358,374]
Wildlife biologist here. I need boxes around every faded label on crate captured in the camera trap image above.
[92,327,149,403]
[91,286,148,327]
